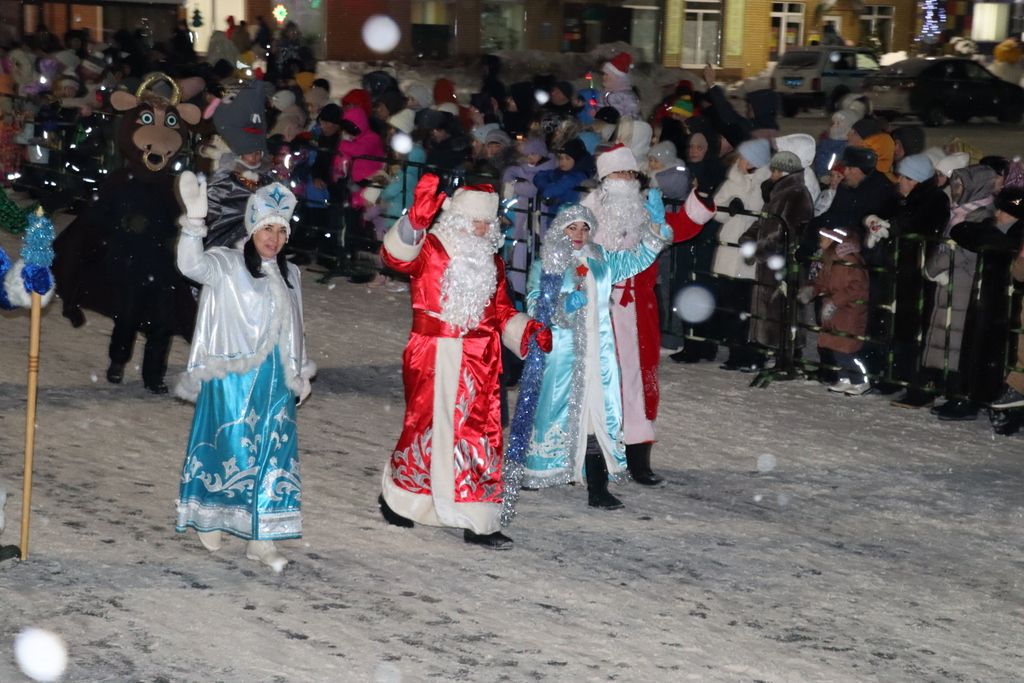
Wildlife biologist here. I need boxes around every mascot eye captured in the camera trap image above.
[138,111,154,125]
[165,113,179,127]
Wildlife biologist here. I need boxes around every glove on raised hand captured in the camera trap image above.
[644,188,666,227]
[178,171,208,221]
[408,173,447,229]
[564,290,587,313]
[521,319,553,356]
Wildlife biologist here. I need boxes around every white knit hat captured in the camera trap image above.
[387,108,415,134]
[446,185,499,221]
[245,183,297,237]
[935,152,970,179]
[596,143,638,179]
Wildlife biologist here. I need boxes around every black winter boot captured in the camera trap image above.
[463,529,514,550]
[626,443,665,486]
[584,437,623,510]
[378,494,414,528]
[106,362,125,384]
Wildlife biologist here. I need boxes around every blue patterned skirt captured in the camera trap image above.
[175,348,301,540]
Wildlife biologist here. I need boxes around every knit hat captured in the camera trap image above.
[387,108,415,134]
[271,89,296,111]
[851,117,884,140]
[433,78,458,105]
[558,137,591,166]
[485,128,512,147]
[595,143,637,178]
[1004,157,1024,190]
[318,103,342,124]
[213,80,269,155]
[669,95,694,118]
[245,182,296,237]
[594,106,621,125]
[935,152,970,179]
[891,125,925,156]
[341,88,372,116]
[405,82,432,110]
[924,146,946,166]
[897,153,934,183]
[521,136,548,157]
[648,141,682,168]
[471,123,500,143]
[769,151,803,174]
[378,90,407,117]
[446,185,499,221]
[603,52,632,77]
[995,187,1024,219]
[841,146,878,173]
[294,72,316,93]
[553,81,574,99]
[830,109,859,140]
[737,138,772,169]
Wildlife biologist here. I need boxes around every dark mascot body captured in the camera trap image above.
[54,77,201,392]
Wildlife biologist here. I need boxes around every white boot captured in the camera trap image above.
[196,530,222,552]
[246,540,288,573]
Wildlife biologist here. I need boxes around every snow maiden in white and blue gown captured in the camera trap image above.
[508,201,670,495]
[174,181,315,550]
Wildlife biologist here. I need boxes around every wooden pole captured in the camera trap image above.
[19,291,42,561]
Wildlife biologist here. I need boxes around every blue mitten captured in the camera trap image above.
[644,188,666,226]
[564,290,587,313]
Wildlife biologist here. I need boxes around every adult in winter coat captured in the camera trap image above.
[919,165,998,411]
[927,187,1024,420]
[740,151,814,356]
[711,139,773,369]
[989,195,1024,435]
[582,144,715,484]
[377,177,551,550]
[811,227,870,394]
[174,176,316,573]
[865,154,951,396]
[514,202,672,508]
[775,133,821,205]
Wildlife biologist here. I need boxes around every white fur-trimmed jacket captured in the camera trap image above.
[175,223,315,402]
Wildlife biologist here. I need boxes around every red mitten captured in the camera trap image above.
[408,173,447,229]
[521,319,552,356]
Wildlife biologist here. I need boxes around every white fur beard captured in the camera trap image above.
[590,179,650,252]
[434,213,501,331]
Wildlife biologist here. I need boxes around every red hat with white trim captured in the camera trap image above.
[446,184,499,221]
[602,52,632,77]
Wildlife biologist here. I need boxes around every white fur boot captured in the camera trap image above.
[196,530,222,552]
[245,540,288,573]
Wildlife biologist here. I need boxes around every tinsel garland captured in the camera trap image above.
[0,246,12,310]
[501,269,561,527]
[0,188,29,235]
[22,209,55,267]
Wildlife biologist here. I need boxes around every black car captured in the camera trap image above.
[863,57,1024,126]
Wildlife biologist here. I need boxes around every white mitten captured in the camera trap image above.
[178,171,208,222]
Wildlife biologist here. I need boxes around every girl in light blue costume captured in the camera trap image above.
[509,196,671,510]
[174,173,316,573]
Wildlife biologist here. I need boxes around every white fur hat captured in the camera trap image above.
[446,185,499,221]
[596,143,638,179]
[935,152,970,179]
[245,182,297,237]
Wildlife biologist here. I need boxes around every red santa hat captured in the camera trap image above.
[446,184,499,221]
[602,52,633,78]
[596,143,638,179]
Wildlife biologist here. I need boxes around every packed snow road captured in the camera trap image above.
[1,225,1022,682]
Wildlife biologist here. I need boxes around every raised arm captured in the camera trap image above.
[176,171,222,285]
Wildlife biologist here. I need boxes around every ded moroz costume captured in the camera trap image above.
[377,175,552,549]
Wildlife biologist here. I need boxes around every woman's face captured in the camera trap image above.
[252,223,288,259]
[563,220,591,250]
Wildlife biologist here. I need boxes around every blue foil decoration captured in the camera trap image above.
[22,263,52,295]
[22,209,55,268]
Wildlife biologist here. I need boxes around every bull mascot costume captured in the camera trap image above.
[54,73,201,393]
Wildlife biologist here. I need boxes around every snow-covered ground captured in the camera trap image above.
[1,207,1023,682]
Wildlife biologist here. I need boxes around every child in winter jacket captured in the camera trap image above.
[532,137,594,220]
[811,226,870,394]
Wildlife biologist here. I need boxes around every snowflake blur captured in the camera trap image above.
[14,628,67,682]
[673,285,715,324]
[362,15,401,54]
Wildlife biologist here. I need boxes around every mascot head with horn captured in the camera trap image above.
[110,73,202,175]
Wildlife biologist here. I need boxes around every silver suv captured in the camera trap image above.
[772,46,881,116]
